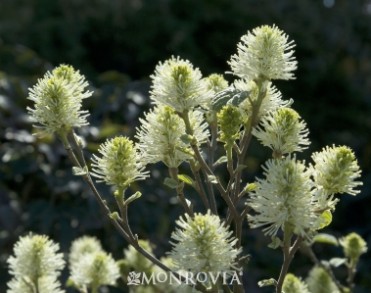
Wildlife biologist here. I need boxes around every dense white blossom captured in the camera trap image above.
[169,211,241,274]
[91,136,148,190]
[150,56,211,112]
[7,234,65,293]
[229,25,297,81]
[27,64,92,136]
[311,145,362,196]
[247,156,316,237]
[253,107,310,155]
[136,106,208,168]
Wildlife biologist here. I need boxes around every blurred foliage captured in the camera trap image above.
[0,0,371,292]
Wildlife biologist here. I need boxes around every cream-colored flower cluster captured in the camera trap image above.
[68,236,120,291]
[7,234,65,293]
[27,64,92,136]
[169,211,241,274]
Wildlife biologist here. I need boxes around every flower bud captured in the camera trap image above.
[340,232,368,264]
[283,273,310,293]
[217,105,243,146]
[91,136,148,190]
[306,266,340,293]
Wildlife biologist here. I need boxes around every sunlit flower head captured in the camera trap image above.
[7,234,65,293]
[27,64,92,136]
[229,25,297,81]
[204,74,229,94]
[169,211,241,274]
[247,156,315,237]
[253,107,310,156]
[69,251,120,289]
[150,56,211,112]
[136,106,208,168]
[91,136,149,190]
[234,79,291,121]
[7,276,65,293]
[311,145,362,196]
[68,236,103,266]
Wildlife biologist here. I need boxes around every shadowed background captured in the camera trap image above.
[0,0,370,292]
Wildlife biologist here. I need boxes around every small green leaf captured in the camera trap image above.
[244,182,257,193]
[268,236,282,249]
[235,164,247,172]
[72,166,88,176]
[207,175,218,184]
[124,191,142,205]
[329,257,347,267]
[258,278,277,287]
[177,174,194,186]
[211,88,250,111]
[164,177,179,189]
[109,212,120,221]
[180,134,193,144]
[313,233,339,246]
[213,155,228,167]
[317,210,333,230]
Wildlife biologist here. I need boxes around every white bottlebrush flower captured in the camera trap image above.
[27,64,92,136]
[169,211,241,274]
[188,109,210,145]
[68,236,103,266]
[311,145,362,196]
[7,234,65,293]
[7,276,65,293]
[229,25,297,81]
[136,105,208,168]
[247,156,315,237]
[150,56,211,113]
[234,79,291,121]
[91,136,149,190]
[69,251,120,289]
[253,107,310,156]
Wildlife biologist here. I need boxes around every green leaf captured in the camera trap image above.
[207,175,218,184]
[164,177,178,189]
[211,88,250,111]
[124,191,142,205]
[329,257,347,267]
[177,174,194,186]
[317,210,333,230]
[268,236,282,249]
[313,233,339,246]
[72,166,88,176]
[213,155,227,167]
[180,134,193,144]
[258,278,277,287]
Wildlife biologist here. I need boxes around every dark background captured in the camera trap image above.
[0,0,370,292]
